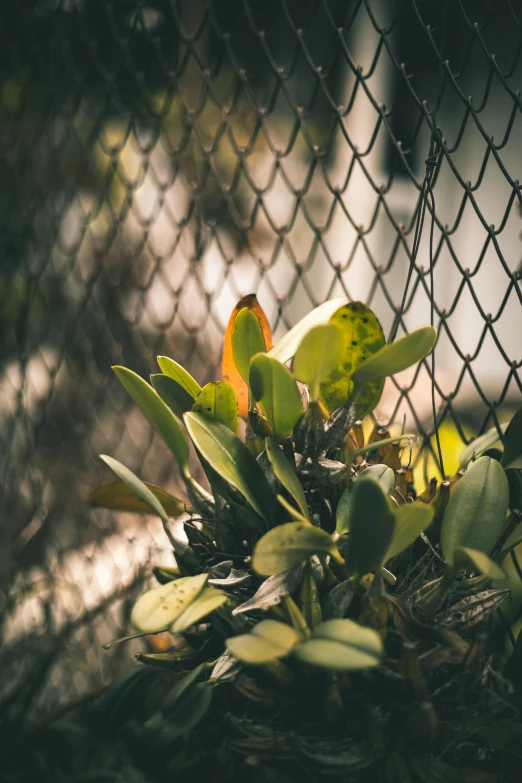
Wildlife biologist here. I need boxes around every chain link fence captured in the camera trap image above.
[1,0,521,721]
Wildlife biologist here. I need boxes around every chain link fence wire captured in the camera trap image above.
[1,0,521,721]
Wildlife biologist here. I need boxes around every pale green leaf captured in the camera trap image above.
[268,299,346,364]
[253,520,341,576]
[113,366,190,478]
[131,574,208,633]
[184,412,276,523]
[170,586,227,633]
[350,326,437,387]
[249,354,303,439]
[293,323,344,400]
[294,618,383,671]
[226,619,300,664]
[157,356,201,398]
[440,456,509,563]
[265,436,310,520]
[232,307,267,384]
[191,381,239,433]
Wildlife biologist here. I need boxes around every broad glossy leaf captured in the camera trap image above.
[90,479,186,518]
[222,295,272,419]
[191,381,239,433]
[99,456,169,524]
[351,326,437,387]
[459,421,509,468]
[232,564,304,615]
[268,298,346,363]
[501,406,522,470]
[452,546,505,581]
[151,373,195,418]
[386,503,435,561]
[265,436,310,520]
[343,478,395,578]
[131,574,208,633]
[170,586,227,633]
[232,307,267,384]
[250,354,303,439]
[293,323,344,400]
[157,356,201,398]
[253,521,341,576]
[113,366,190,478]
[226,619,300,664]
[184,412,276,523]
[336,466,395,536]
[294,618,383,671]
[440,456,509,563]
[320,302,386,417]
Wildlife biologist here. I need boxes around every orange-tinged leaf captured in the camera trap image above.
[222,295,272,419]
[90,480,189,517]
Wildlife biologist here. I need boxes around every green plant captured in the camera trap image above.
[91,297,522,782]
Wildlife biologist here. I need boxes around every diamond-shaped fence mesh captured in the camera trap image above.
[0,0,521,720]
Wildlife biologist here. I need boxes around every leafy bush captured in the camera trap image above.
[92,296,522,782]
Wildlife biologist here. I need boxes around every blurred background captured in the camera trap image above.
[1,0,521,728]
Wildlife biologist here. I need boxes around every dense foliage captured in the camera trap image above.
[92,296,522,782]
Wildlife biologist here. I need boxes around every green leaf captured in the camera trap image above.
[320,302,386,417]
[499,521,522,560]
[131,574,208,633]
[157,356,201,398]
[249,354,303,439]
[226,619,300,664]
[386,503,435,561]
[336,466,395,536]
[452,546,505,581]
[90,479,187,518]
[501,406,522,470]
[113,366,190,478]
[170,586,227,633]
[253,521,341,576]
[151,374,195,418]
[99,456,169,524]
[343,478,396,578]
[268,298,346,364]
[232,307,267,384]
[191,381,239,433]
[440,456,509,564]
[184,412,276,523]
[459,421,509,468]
[294,618,383,671]
[350,326,437,387]
[265,436,310,521]
[293,323,344,400]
